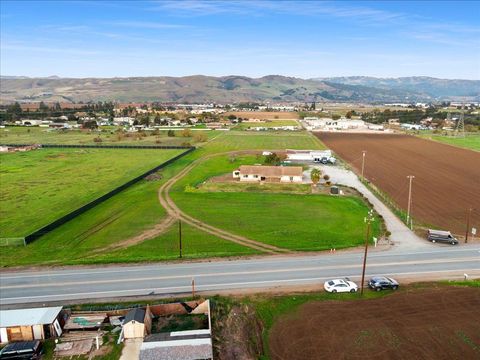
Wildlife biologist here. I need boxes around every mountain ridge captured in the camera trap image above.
[1,75,478,104]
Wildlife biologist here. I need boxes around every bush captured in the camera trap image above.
[181,129,192,137]
[167,130,175,137]
[93,137,102,143]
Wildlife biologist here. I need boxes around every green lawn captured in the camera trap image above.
[1,130,333,266]
[0,148,183,237]
[172,192,380,251]
[0,126,215,146]
[199,130,325,154]
[425,134,480,151]
[234,120,299,130]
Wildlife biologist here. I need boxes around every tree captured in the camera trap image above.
[167,130,175,137]
[332,114,341,120]
[83,120,98,130]
[310,168,321,186]
[264,152,284,166]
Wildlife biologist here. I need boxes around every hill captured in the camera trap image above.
[0,75,426,104]
[315,76,480,100]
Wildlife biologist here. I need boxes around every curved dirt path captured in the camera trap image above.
[158,150,292,254]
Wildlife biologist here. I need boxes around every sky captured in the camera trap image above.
[1,0,479,79]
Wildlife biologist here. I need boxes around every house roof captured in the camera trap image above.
[0,307,62,328]
[238,165,303,177]
[124,308,146,324]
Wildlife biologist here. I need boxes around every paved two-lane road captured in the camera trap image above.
[1,245,479,306]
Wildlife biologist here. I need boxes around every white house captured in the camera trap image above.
[233,165,303,183]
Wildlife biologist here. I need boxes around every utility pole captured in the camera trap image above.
[465,208,473,243]
[178,219,182,258]
[361,151,366,179]
[360,210,375,296]
[406,175,415,227]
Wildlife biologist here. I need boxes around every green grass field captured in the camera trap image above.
[0,148,183,237]
[234,119,299,130]
[172,153,380,251]
[0,126,215,146]
[0,130,336,266]
[173,192,379,251]
[424,134,480,151]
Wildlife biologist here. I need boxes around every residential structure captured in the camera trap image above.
[0,307,64,343]
[233,165,303,183]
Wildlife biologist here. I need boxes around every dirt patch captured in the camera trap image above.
[213,303,264,360]
[269,287,480,360]
[317,133,480,235]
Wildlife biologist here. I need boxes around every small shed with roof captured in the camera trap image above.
[0,306,64,343]
[122,307,152,339]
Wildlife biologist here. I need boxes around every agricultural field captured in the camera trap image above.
[234,119,299,130]
[0,126,215,146]
[223,111,299,120]
[0,147,184,237]
[0,130,326,266]
[421,133,480,151]
[317,133,480,234]
[262,283,480,359]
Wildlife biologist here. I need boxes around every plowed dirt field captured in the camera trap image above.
[316,133,480,235]
[269,286,480,359]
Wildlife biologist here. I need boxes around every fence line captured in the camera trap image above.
[22,147,195,244]
[0,143,192,150]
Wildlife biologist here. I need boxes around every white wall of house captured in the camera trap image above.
[280,175,302,183]
[239,174,261,182]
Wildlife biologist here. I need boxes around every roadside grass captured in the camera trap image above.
[440,279,480,287]
[198,182,311,194]
[0,148,183,237]
[416,133,480,151]
[172,192,380,251]
[87,222,260,264]
[0,126,216,146]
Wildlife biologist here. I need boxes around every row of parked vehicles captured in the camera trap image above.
[324,276,399,293]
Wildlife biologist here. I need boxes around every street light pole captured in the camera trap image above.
[360,209,375,296]
[406,175,415,227]
[361,151,366,179]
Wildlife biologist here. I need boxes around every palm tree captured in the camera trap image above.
[310,168,321,187]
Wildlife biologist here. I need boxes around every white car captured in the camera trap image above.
[324,278,358,293]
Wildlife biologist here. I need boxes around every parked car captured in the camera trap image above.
[0,340,42,359]
[324,278,358,293]
[427,229,459,245]
[368,276,399,291]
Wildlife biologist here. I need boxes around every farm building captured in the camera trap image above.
[286,149,333,162]
[122,307,152,339]
[233,165,303,183]
[0,306,64,343]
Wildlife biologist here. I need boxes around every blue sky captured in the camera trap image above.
[1,0,479,79]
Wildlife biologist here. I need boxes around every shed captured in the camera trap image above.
[0,307,64,343]
[123,308,152,339]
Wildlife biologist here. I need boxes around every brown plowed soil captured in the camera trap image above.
[269,286,480,360]
[316,133,480,235]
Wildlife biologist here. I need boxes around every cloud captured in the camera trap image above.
[149,0,406,23]
[104,20,190,29]
[1,43,106,56]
